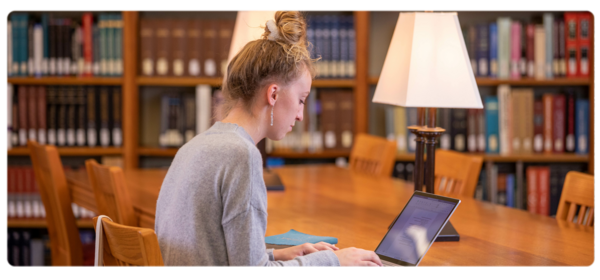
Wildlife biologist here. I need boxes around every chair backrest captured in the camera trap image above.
[556,171,594,226]
[433,149,483,197]
[349,133,397,177]
[27,140,83,266]
[86,159,137,227]
[93,216,164,266]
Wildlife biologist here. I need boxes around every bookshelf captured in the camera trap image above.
[7,219,94,229]
[7,147,123,156]
[7,77,123,85]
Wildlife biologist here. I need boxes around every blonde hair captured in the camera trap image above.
[221,11,317,118]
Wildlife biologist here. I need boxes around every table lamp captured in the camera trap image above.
[373,12,483,241]
[226,11,284,189]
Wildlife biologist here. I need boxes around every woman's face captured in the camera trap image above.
[267,69,312,141]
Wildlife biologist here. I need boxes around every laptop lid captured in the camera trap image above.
[374,191,461,266]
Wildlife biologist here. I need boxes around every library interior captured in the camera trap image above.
[5,10,595,267]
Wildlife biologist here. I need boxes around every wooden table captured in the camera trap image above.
[66,164,594,266]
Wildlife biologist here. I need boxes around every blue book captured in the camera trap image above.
[406,107,417,152]
[21,14,29,76]
[485,96,500,153]
[489,23,498,78]
[330,15,341,78]
[114,13,123,76]
[506,173,515,208]
[346,15,355,78]
[477,24,489,77]
[339,15,349,78]
[321,15,332,78]
[265,229,338,246]
[313,16,324,77]
[575,99,589,154]
[306,16,316,60]
[10,14,19,76]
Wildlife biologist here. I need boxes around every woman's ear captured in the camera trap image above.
[267,83,279,106]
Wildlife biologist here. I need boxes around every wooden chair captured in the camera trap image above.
[556,171,594,226]
[85,159,137,227]
[93,216,164,266]
[27,140,83,266]
[433,149,483,198]
[349,133,397,177]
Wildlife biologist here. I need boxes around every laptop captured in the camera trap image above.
[374,191,461,266]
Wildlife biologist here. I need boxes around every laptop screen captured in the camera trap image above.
[375,192,459,266]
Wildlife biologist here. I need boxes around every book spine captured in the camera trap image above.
[498,18,511,79]
[313,16,324,77]
[37,86,47,145]
[196,85,212,136]
[510,21,520,79]
[330,15,341,78]
[66,87,76,146]
[99,87,110,147]
[114,13,123,76]
[485,96,499,153]
[8,20,13,77]
[469,25,477,76]
[558,18,566,76]
[519,22,527,77]
[18,85,28,146]
[564,13,578,77]
[16,167,25,218]
[171,19,185,77]
[86,87,97,147]
[565,92,576,152]
[522,89,534,153]
[526,24,535,78]
[63,19,72,76]
[526,167,538,214]
[140,19,155,76]
[451,109,467,152]
[552,18,560,77]
[76,87,86,146]
[46,87,57,145]
[574,99,589,154]
[320,90,337,150]
[8,84,13,149]
[33,24,43,77]
[41,14,48,75]
[538,167,550,216]
[159,94,169,147]
[552,94,565,153]
[439,108,452,150]
[346,15,355,78]
[57,87,67,146]
[93,24,100,76]
[549,165,560,216]
[542,94,553,153]
[99,14,107,76]
[218,20,233,77]
[467,109,477,152]
[534,25,545,80]
[489,23,498,78]
[82,13,93,77]
[203,20,217,77]
[497,84,511,155]
[27,17,33,76]
[70,24,80,76]
[23,168,33,219]
[49,17,57,76]
[8,167,16,218]
[476,109,486,152]
[337,91,353,150]
[339,16,349,78]
[533,99,544,153]
[577,12,591,77]
[184,94,196,143]
[477,24,489,77]
[10,15,18,75]
[543,13,554,79]
[112,87,122,147]
[186,19,201,77]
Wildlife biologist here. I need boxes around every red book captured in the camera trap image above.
[82,13,93,77]
[565,93,576,152]
[542,94,553,153]
[510,22,521,79]
[18,86,28,146]
[537,167,550,216]
[16,167,25,219]
[526,166,538,214]
[526,24,535,77]
[577,12,591,77]
[564,13,578,77]
[24,167,33,219]
[8,167,15,218]
[552,94,565,153]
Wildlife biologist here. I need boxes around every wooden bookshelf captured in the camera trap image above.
[268,150,351,159]
[136,77,355,88]
[7,147,124,156]
[7,77,123,85]
[138,147,180,157]
[7,219,95,229]
[368,76,591,86]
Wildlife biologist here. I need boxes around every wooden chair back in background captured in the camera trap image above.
[86,159,137,227]
[27,140,83,266]
[556,171,594,226]
[349,133,397,177]
[433,149,483,198]
[93,216,164,266]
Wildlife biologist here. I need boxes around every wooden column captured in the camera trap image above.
[354,11,369,135]
[123,12,139,169]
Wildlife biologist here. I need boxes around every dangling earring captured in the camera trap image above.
[270,105,274,126]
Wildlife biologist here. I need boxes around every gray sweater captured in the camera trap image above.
[155,122,340,266]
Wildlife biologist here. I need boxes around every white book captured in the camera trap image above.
[34,24,43,77]
[196,85,212,135]
[543,13,554,79]
[8,21,12,76]
[497,84,511,155]
[8,83,13,150]
[497,17,511,79]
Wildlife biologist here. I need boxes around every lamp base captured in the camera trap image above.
[435,221,460,242]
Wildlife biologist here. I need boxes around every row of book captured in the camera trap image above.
[139,18,234,78]
[265,88,354,153]
[7,84,123,149]
[8,12,123,77]
[383,86,589,155]
[463,12,591,79]
[307,14,356,78]
[8,229,95,266]
[157,85,222,147]
[474,163,586,217]
[7,166,97,220]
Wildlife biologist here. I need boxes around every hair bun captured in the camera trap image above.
[262,11,310,64]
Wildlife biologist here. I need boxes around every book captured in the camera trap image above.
[552,18,559,77]
[542,94,553,153]
[171,19,186,77]
[106,14,115,76]
[218,19,234,77]
[439,108,452,150]
[533,99,544,153]
[549,165,561,217]
[468,25,477,76]
[564,13,578,77]
[99,86,111,147]
[265,229,338,249]
[477,24,489,77]
[467,109,477,152]
[543,13,554,79]
[506,173,515,208]
[155,19,171,76]
[489,22,498,78]
[186,19,202,77]
[18,85,28,146]
[336,90,353,150]
[497,173,507,205]
[574,99,589,154]
[538,166,550,216]
[27,86,38,142]
[558,18,566,76]
[203,19,218,77]
[484,96,499,154]
[510,89,521,154]
[33,24,43,77]
[497,17,511,79]
[385,107,395,142]
[577,12,591,77]
[321,15,332,78]
[526,166,538,214]
[345,15,356,78]
[8,20,13,77]
[140,19,155,76]
[111,87,122,147]
[520,89,535,153]
[526,24,535,77]
[497,84,511,155]
[82,13,93,76]
[86,87,97,147]
[552,94,565,153]
[510,21,520,79]
[339,15,350,78]
[533,25,545,80]
[66,87,77,146]
[565,92,576,153]
[330,15,341,77]
[76,87,86,146]
[37,86,47,145]
[8,84,14,149]
[196,85,212,136]
[320,90,337,149]
[114,13,123,76]
[183,94,196,143]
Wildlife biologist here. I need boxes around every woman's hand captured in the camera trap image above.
[333,247,383,266]
[272,242,339,261]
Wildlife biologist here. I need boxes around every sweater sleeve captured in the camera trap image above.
[222,206,340,266]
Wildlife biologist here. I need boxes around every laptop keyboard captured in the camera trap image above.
[381,259,401,267]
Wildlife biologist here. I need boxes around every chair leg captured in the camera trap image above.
[567,203,578,223]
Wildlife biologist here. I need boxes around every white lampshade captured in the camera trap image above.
[228,11,276,63]
[373,12,483,109]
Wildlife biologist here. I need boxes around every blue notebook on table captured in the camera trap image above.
[265,229,338,249]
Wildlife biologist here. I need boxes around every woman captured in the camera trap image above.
[155,11,382,267]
